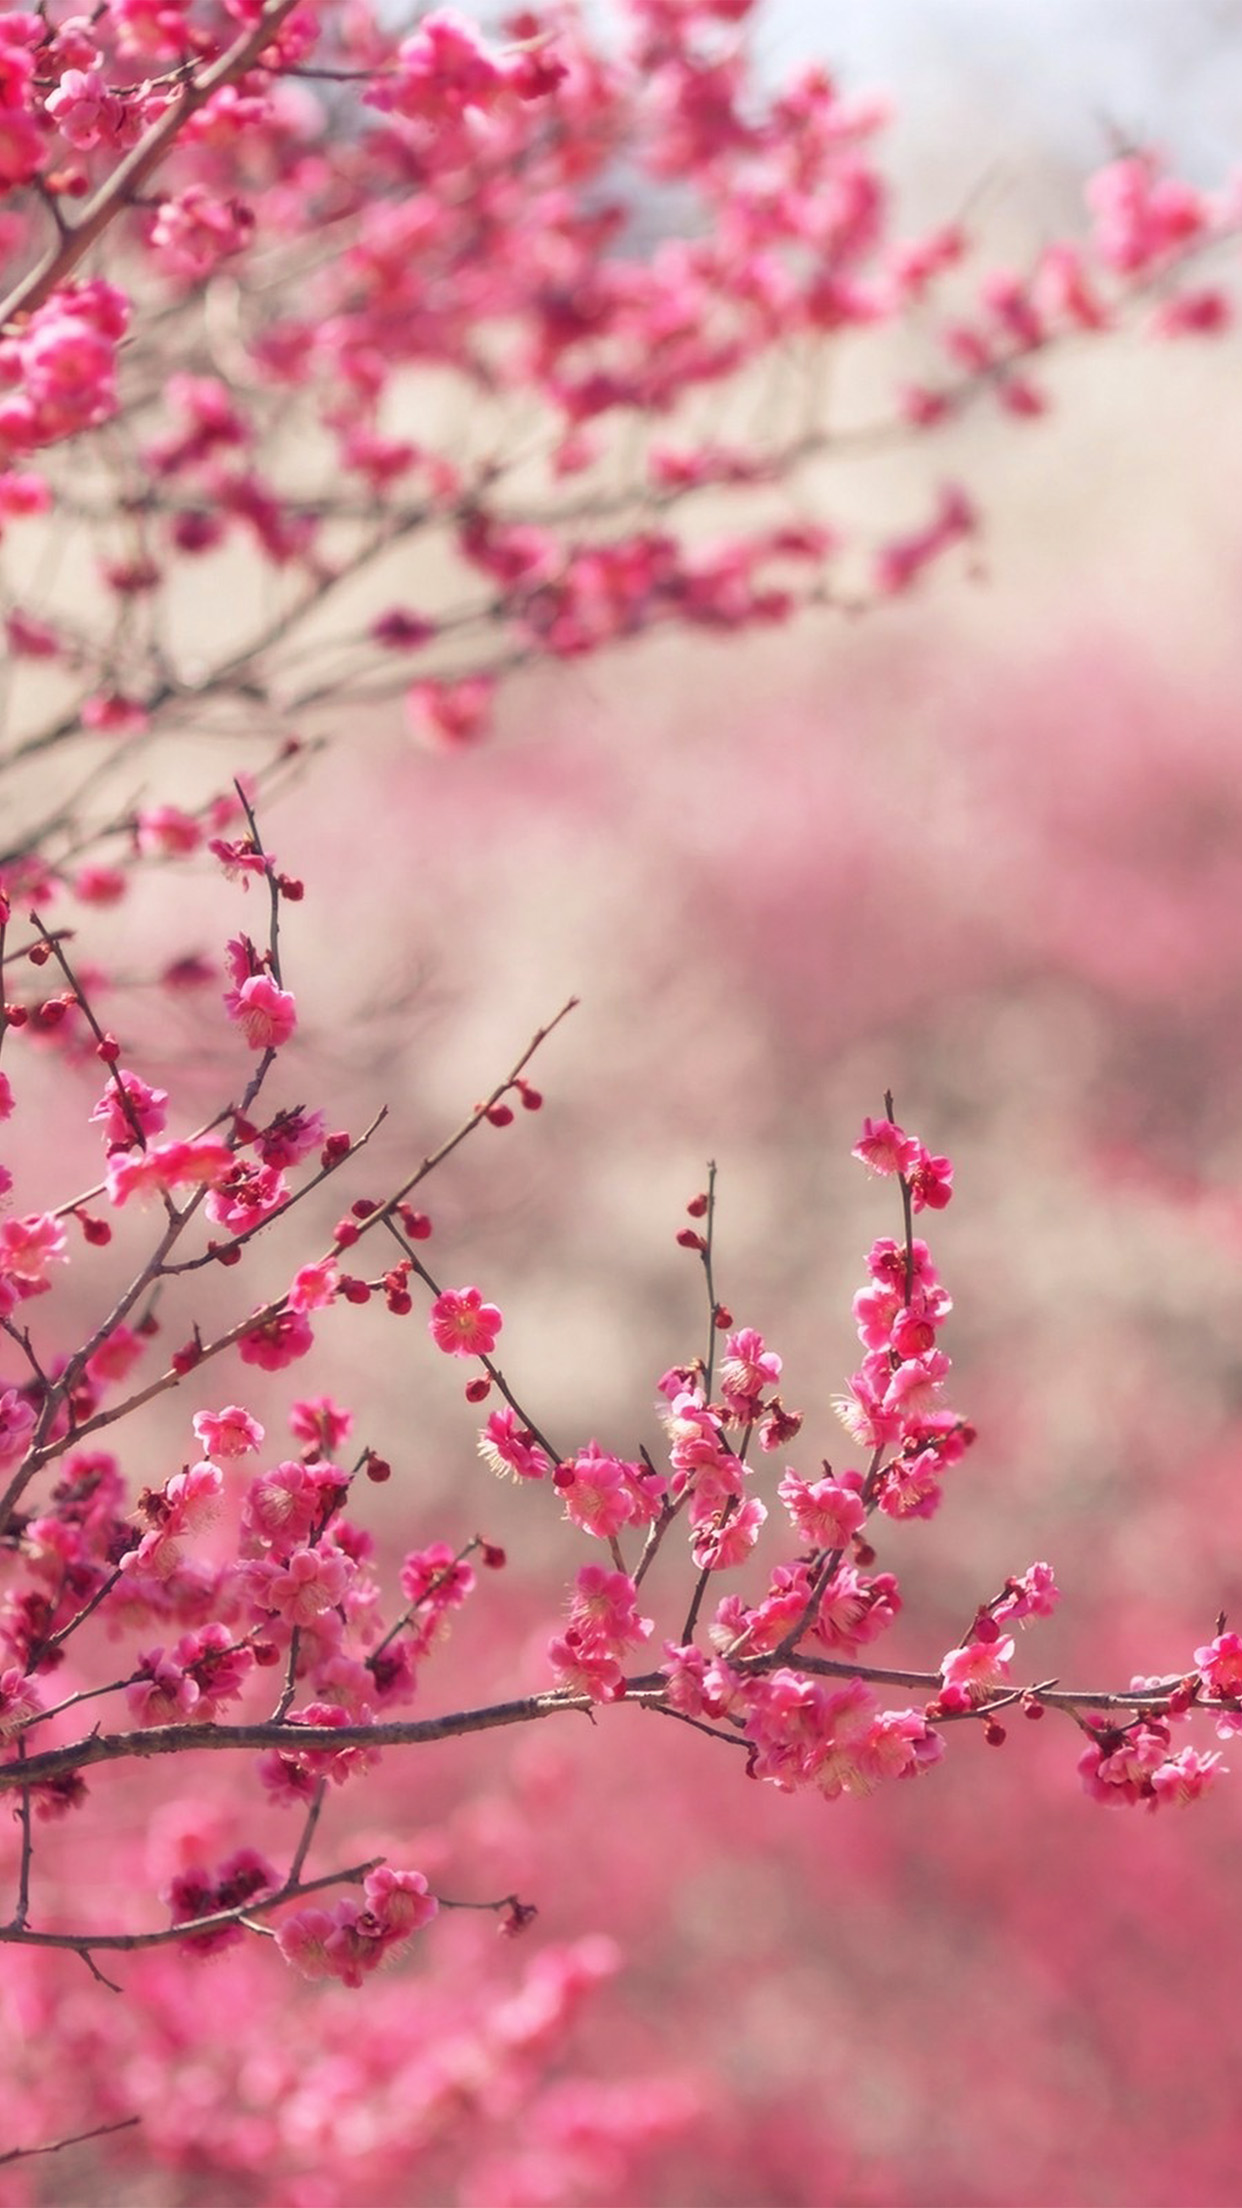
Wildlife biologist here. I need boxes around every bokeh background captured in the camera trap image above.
[11,4,1242,2202]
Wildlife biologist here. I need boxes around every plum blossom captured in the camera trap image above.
[0,1212,68,1298]
[690,1493,767,1571]
[478,1406,551,1480]
[238,1310,314,1370]
[428,1285,503,1357]
[253,1543,352,1627]
[193,1405,265,1459]
[225,971,298,1051]
[106,1134,234,1206]
[90,1067,168,1147]
[939,1634,1015,1709]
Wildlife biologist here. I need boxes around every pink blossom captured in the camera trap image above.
[224,972,298,1051]
[718,1326,782,1414]
[0,1212,68,1296]
[205,1159,289,1232]
[557,1443,638,1540]
[428,1285,503,1357]
[162,1460,224,1535]
[939,1634,1015,1708]
[289,1395,353,1454]
[994,1562,1061,1626]
[128,1647,202,1726]
[907,1145,954,1212]
[547,1631,628,1703]
[193,1405,265,1459]
[363,1865,438,1939]
[778,1467,866,1548]
[275,1905,338,1980]
[398,1543,475,1617]
[238,1309,314,1370]
[1077,1721,1220,1812]
[46,65,121,150]
[90,1068,170,1148]
[567,1566,652,1656]
[85,1324,145,1389]
[852,1115,919,1177]
[106,1135,234,1206]
[0,1666,42,1738]
[405,675,495,748]
[255,1543,351,1626]
[135,804,203,857]
[150,185,254,280]
[815,1565,901,1652]
[691,1493,768,1571]
[287,1259,338,1315]
[478,1405,551,1480]
[255,1105,325,1168]
[244,1460,339,1551]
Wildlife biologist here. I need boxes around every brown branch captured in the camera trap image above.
[0,1853,381,1955]
[0,2115,141,2171]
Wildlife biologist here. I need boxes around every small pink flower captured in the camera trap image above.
[288,1259,338,1315]
[0,1390,36,1470]
[136,804,202,857]
[276,1906,337,1979]
[289,1395,353,1454]
[477,1406,550,1480]
[363,1865,438,1939]
[86,1325,145,1389]
[852,1116,919,1177]
[691,1493,768,1572]
[238,1310,314,1371]
[939,1634,1015,1708]
[0,1666,42,1738]
[405,675,495,748]
[567,1565,652,1657]
[547,1631,627,1703]
[257,1543,351,1627]
[225,972,297,1051]
[106,1135,234,1207]
[778,1468,866,1548]
[428,1285,502,1358]
[193,1405,265,1459]
[91,1068,170,1148]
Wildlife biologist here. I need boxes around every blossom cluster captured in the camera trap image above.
[0,0,1234,943]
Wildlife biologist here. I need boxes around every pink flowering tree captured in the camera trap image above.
[1,0,1241,2196]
